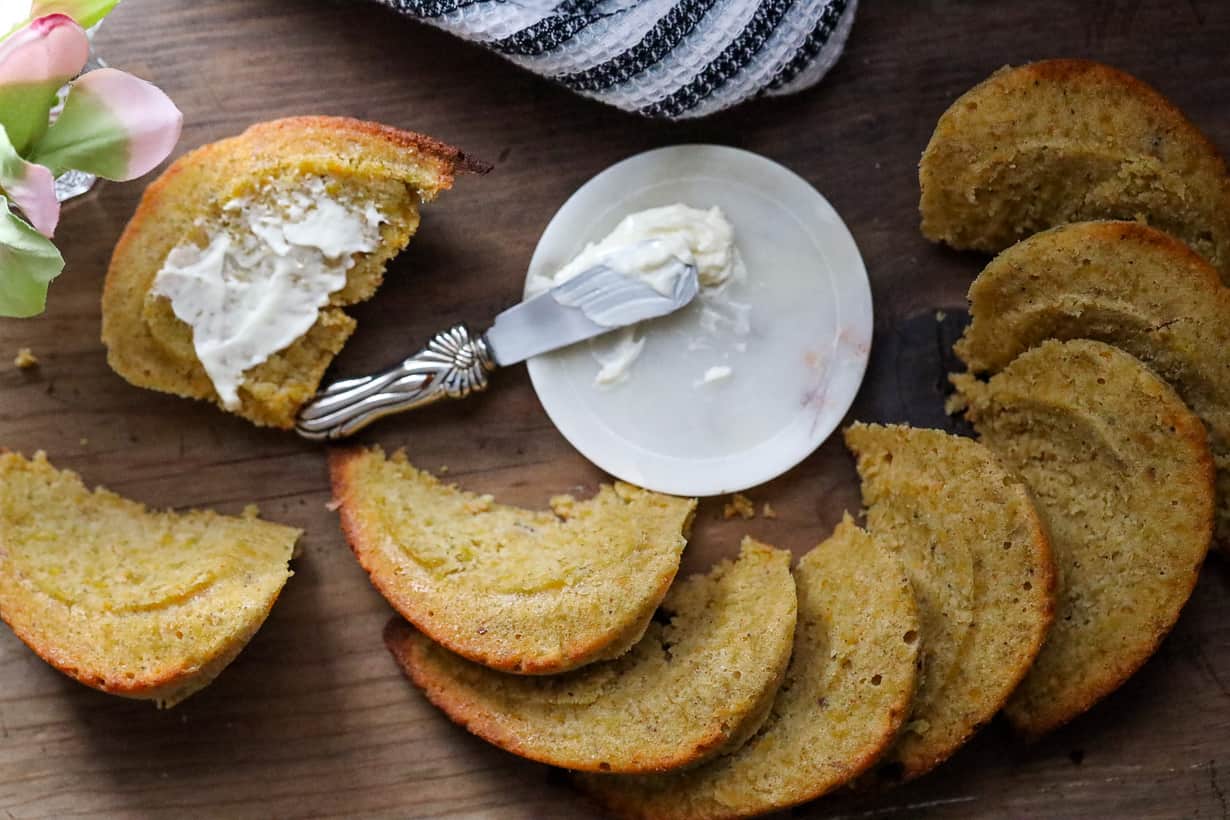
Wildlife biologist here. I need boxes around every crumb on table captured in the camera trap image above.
[550,494,576,519]
[723,493,756,520]
[762,502,777,519]
[13,348,38,369]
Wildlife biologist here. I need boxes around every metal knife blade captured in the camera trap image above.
[483,257,699,366]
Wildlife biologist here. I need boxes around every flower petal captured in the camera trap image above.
[30,67,181,180]
[0,124,58,236]
[0,195,64,317]
[0,14,89,153]
[30,0,120,29]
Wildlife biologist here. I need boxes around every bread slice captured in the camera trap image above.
[843,423,1054,781]
[0,451,298,707]
[954,221,1230,553]
[919,59,1230,279]
[578,516,921,819]
[952,340,1213,739]
[331,446,696,675]
[384,540,796,774]
[103,116,484,428]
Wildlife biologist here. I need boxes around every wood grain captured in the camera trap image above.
[0,0,1227,817]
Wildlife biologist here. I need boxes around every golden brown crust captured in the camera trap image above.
[330,446,695,675]
[102,117,482,429]
[844,423,1055,781]
[954,220,1230,552]
[577,517,922,820]
[919,59,1230,278]
[0,451,298,707]
[382,540,797,775]
[953,340,1213,740]
[385,620,729,774]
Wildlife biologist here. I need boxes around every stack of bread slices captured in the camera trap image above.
[322,59,1225,819]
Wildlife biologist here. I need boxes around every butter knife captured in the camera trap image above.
[295,247,698,441]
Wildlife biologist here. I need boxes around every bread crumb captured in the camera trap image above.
[325,498,342,512]
[944,391,968,416]
[13,348,38,369]
[439,465,450,475]
[464,494,494,514]
[762,502,777,519]
[550,494,576,519]
[242,504,261,519]
[723,493,756,520]
[78,437,89,447]
[935,310,947,322]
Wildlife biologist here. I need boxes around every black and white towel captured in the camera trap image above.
[377,0,857,120]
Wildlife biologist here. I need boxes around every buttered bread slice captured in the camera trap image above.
[581,517,920,819]
[103,116,483,428]
[955,221,1230,552]
[0,451,298,707]
[919,59,1230,278]
[385,540,795,774]
[331,447,696,675]
[953,340,1213,739]
[845,423,1054,780]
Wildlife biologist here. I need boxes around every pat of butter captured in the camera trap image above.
[150,178,385,408]
[531,204,749,386]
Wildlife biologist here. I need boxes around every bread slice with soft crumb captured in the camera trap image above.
[0,451,298,708]
[103,116,484,428]
[955,220,1230,552]
[919,59,1230,279]
[953,339,1213,739]
[844,423,1054,781]
[384,539,796,775]
[579,516,920,819]
[331,446,696,675]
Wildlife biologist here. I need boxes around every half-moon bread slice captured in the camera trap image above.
[919,59,1230,278]
[953,339,1213,739]
[384,539,796,774]
[104,116,484,428]
[844,423,1054,781]
[578,516,920,819]
[331,446,696,675]
[0,451,298,708]
[954,220,1230,552]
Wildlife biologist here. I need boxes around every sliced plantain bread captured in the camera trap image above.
[384,540,796,774]
[330,446,696,675]
[954,220,1230,552]
[953,339,1213,739]
[579,516,921,819]
[103,116,483,428]
[0,451,298,707]
[919,59,1230,278]
[844,423,1054,780]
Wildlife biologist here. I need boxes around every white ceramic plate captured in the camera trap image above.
[525,145,872,497]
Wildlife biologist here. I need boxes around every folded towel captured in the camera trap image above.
[377,0,857,120]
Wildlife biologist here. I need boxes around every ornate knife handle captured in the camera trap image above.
[295,324,496,441]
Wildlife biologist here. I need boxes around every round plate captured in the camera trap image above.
[525,145,872,497]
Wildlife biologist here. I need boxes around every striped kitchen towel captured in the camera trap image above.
[376,0,857,120]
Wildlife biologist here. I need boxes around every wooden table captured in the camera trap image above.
[1,1,1227,816]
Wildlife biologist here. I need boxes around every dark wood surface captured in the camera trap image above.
[1,1,1227,817]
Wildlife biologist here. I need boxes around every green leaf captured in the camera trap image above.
[0,195,64,317]
[30,0,121,30]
